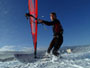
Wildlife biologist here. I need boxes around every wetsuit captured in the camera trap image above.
[41,19,63,56]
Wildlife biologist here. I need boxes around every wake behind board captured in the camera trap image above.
[14,51,50,63]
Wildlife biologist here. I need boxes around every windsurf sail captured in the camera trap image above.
[28,0,38,58]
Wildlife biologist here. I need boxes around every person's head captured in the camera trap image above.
[50,12,57,21]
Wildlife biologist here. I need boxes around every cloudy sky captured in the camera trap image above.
[0,0,90,51]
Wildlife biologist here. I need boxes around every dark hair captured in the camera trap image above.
[50,12,56,16]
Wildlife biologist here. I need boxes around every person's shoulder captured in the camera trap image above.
[55,19,60,23]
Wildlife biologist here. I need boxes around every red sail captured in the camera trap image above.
[28,0,38,58]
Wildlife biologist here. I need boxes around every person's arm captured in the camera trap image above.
[38,19,54,26]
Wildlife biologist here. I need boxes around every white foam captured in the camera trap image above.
[0,45,90,68]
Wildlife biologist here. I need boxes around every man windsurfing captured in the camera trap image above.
[38,12,63,56]
[25,12,63,56]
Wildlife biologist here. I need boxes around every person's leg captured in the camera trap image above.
[52,35,63,56]
[47,37,57,53]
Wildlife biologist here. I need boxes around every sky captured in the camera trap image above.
[0,0,90,50]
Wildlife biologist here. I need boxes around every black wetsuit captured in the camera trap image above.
[42,19,63,56]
